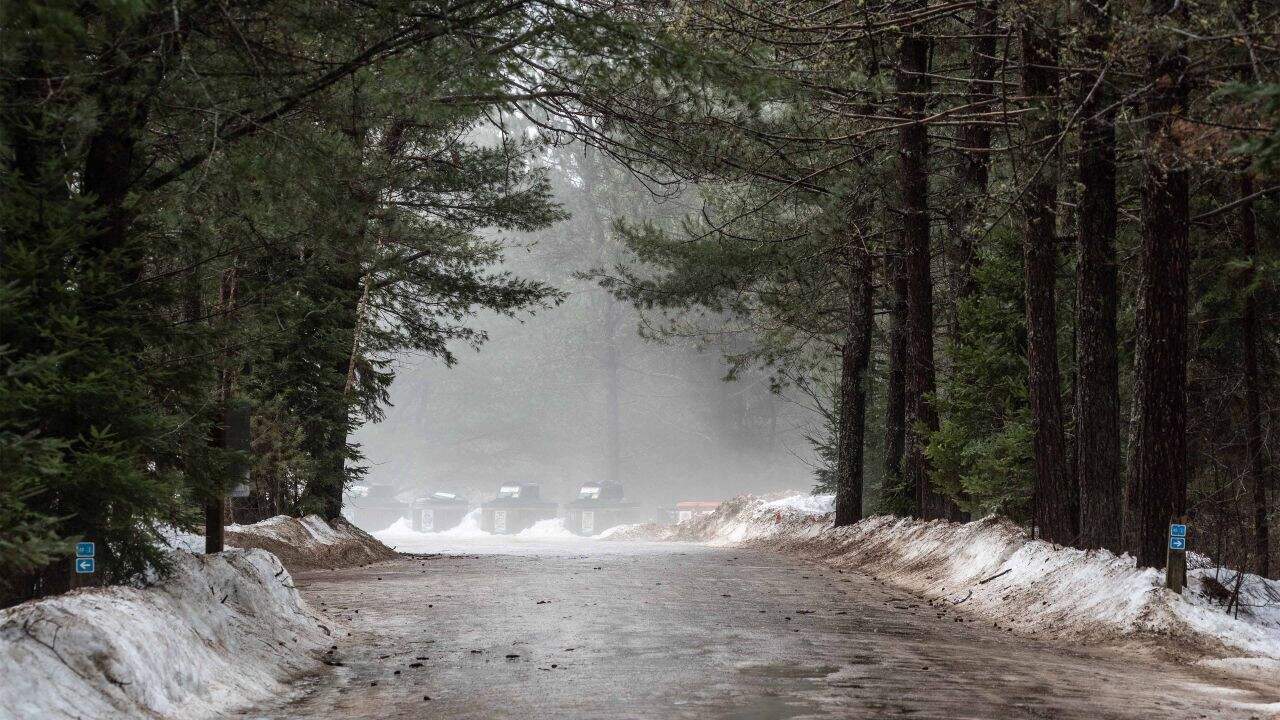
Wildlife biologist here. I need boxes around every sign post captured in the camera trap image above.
[1166,520,1188,594]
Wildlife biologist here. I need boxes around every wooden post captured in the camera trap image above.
[1165,516,1188,594]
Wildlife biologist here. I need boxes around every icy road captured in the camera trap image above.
[244,543,1273,720]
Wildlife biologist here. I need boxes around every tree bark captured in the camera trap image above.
[205,264,239,554]
[938,0,998,523]
[1232,0,1271,580]
[897,9,948,520]
[952,0,997,311]
[320,259,364,521]
[835,236,875,527]
[1125,0,1191,568]
[1239,173,1271,578]
[1018,17,1075,545]
[1075,0,1121,553]
[883,246,908,511]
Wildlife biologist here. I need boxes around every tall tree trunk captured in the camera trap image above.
[952,0,997,312]
[1239,173,1271,578]
[939,0,998,523]
[835,236,875,527]
[1019,17,1074,545]
[883,248,909,511]
[205,264,239,553]
[897,8,947,520]
[314,94,378,521]
[1234,0,1271,580]
[1125,0,1191,568]
[320,261,364,521]
[1075,0,1121,552]
[322,420,349,521]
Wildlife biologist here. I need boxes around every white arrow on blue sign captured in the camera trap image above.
[75,542,95,558]
[1169,524,1187,538]
[1169,537,1187,551]
[75,558,95,574]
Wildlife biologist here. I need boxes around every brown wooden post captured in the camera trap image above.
[1165,515,1188,594]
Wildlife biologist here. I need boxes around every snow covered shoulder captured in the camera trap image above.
[0,550,330,720]
[224,514,399,570]
[634,494,1280,669]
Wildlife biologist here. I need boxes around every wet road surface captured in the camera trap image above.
[243,544,1275,719]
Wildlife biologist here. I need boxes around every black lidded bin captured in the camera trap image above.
[346,484,410,532]
[564,482,641,536]
[410,491,470,532]
[479,483,558,534]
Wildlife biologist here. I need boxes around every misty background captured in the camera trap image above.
[353,144,820,510]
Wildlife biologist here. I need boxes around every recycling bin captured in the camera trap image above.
[563,483,641,536]
[345,484,411,532]
[480,483,558,534]
[410,491,470,532]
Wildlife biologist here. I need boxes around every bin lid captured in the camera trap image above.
[577,482,625,501]
[484,483,556,508]
[568,482,635,508]
[496,483,540,500]
[415,491,467,507]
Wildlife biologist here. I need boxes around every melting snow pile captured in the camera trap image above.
[377,508,489,544]
[376,510,620,555]
[224,514,398,570]
[0,550,329,720]
[517,517,579,539]
[646,494,1280,665]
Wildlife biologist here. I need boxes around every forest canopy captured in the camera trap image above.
[1,0,1276,606]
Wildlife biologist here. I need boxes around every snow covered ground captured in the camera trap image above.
[620,493,1280,680]
[374,508,685,556]
[164,514,399,570]
[224,514,398,569]
[0,550,331,720]
[0,515,393,720]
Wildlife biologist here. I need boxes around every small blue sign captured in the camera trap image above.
[1169,524,1187,538]
[75,542,95,558]
[75,558,95,574]
[1169,537,1187,551]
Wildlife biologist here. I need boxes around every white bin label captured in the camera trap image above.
[493,510,507,534]
[581,511,594,535]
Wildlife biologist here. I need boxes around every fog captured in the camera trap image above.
[353,146,819,512]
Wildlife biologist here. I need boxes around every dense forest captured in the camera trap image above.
[588,0,1280,579]
[1,0,1276,606]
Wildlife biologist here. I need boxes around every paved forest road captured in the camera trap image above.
[243,544,1275,720]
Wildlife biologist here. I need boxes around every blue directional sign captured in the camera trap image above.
[1169,524,1187,538]
[75,542,95,558]
[75,557,95,574]
[1169,537,1187,551]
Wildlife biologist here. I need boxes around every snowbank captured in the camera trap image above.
[0,550,330,720]
[375,510,637,555]
[763,492,835,515]
[627,494,1280,664]
[516,517,579,539]
[223,514,398,570]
